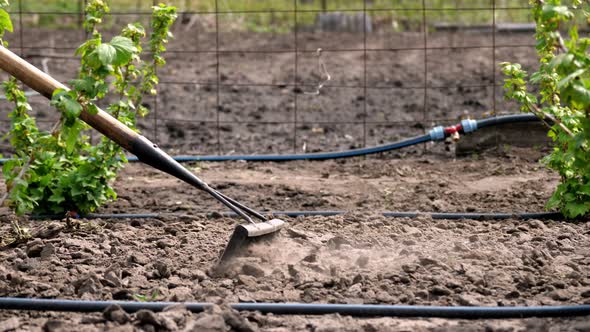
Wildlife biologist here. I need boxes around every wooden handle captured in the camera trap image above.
[0,46,138,150]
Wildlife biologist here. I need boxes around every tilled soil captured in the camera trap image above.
[1,151,589,331]
[0,19,588,332]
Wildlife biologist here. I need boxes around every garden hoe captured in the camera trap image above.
[0,45,285,263]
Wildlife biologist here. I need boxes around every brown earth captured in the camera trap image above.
[0,149,589,331]
[1,26,539,156]
[0,19,588,332]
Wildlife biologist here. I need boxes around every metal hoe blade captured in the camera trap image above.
[219,219,285,263]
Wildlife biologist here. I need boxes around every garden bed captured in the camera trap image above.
[1,151,589,331]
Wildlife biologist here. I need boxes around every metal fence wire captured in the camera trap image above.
[0,0,540,156]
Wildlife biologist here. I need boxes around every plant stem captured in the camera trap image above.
[529,103,575,138]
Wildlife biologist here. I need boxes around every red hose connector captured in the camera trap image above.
[443,124,463,135]
[444,124,463,141]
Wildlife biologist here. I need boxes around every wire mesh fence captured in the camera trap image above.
[0,0,542,156]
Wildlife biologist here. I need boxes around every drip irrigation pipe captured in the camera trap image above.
[0,297,588,318]
[0,114,541,164]
[30,210,564,220]
[124,134,433,162]
[30,213,159,220]
[221,210,564,220]
[476,113,540,129]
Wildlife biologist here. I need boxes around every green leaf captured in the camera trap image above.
[548,53,574,70]
[63,122,83,154]
[123,22,145,38]
[557,68,586,90]
[569,84,590,108]
[542,5,573,20]
[51,90,83,127]
[75,38,100,57]
[70,78,95,96]
[48,192,65,204]
[86,103,99,115]
[564,201,590,218]
[62,96,83,121]
[0,8,13,33]
[110,36,136,65]
[569,26,579,44]
[96,43,116,65]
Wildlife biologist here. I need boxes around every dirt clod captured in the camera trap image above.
[25,239,44,257]
[237,274,258,289]
[456,294,481,306]
[430,286,451,296]
[103,304,131,324]
[184,313,227,332]
[74,273,102,296]
[128,253,150,266]
[0,317,20,332]
[548,290,571,301]
[222,308,259,332]
[103,270,122,288]
[40,243,55,260]
[326,236,350,250]
[42,320,68,332]
[154,261,171,279]
[135,309,161,327]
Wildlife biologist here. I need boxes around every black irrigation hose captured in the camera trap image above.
[220,210,564,220]
[126,135,433,162]
[382,211,564,220]
[0,114,541,164]
[0,297,588,318]
[30,213,159,220]
[121,113,539,162]
[476,113,540,129]
[29,210,564,220]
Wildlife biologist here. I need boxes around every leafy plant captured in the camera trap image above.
[501,0,590,218]
[2,0,177,215]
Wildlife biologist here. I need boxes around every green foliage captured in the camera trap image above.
[501,0,590,219]
[0,0,11,46]
[133,289,159,302]
[2,1,177,216]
